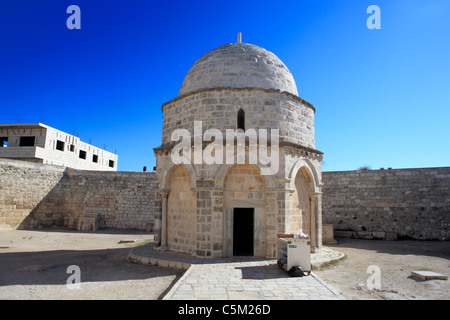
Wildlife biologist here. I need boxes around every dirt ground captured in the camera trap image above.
[314,238,450,300]
[0,229,181,300]
[0,229,448,300]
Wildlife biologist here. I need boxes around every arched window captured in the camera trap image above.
[237,108,245,131]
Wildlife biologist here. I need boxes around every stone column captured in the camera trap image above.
[316,192,323,251]
[160,189,170,250]
[277,190,290,234]
[309,193,316,252]
[309,192,322,252]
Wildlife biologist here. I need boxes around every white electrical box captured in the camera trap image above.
[277,238,311,273]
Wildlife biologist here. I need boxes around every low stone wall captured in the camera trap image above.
[322,167,450,240]
[0,159,155,231]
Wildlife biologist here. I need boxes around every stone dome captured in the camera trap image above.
[179,42,298,96]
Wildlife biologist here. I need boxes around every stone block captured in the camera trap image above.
[77,213,100,231]
[334,230,356,239]
[356,231,373,239]
[372,231,386,240]
[411,271,448,281]
[322,224,337,244]
[385,232,398,241]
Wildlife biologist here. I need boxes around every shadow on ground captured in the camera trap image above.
[327,238,450,260]
[0,247,180,287]
[236,263,291,280]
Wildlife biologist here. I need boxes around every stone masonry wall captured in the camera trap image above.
[0,160,66,230]
[161,88,315,150]
[322,167,450,240]
[2,159,449,240]
[167,165,197,254]
[0,159,155,231]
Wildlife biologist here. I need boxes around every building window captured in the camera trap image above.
[92,154,98,163]
[19,136,35,147]
[109,160,115,168]
[70,144,75,152]
[79,150,87,160]
[56,140,65,151]
[237,108,245,131]
[0,137,7,147]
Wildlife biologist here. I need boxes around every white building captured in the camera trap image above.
[0,123,118,171]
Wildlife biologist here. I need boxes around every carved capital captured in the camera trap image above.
[159,189,170,199]
[308,192,321,201]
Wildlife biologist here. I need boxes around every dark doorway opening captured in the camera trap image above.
[233,208,254,256]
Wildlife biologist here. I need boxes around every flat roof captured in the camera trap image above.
[0,123,117,156]
[0,123,49,130]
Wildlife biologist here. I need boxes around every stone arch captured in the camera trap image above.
[160,157,197,190]
[288,158,320,192]
[289,166,315,236]
[166,164,197,254]
[222,164,267,257]
[217,163,275,189]
[214,150,277,190]
[223,164,266,203]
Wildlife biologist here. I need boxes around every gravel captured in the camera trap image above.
[314,238,450,300]
[0,229,181,300]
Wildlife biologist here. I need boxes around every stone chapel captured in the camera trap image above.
[153,36,323,258]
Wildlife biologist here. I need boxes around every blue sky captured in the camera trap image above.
[1,0,449,172]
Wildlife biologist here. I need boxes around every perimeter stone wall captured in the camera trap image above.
[2,159,449,241]
[322,167,450,240]
[0,159,155,231]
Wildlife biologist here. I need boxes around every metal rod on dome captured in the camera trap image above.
[237,32,242,43]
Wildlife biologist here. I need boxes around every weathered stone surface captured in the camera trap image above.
[322,224,337,244]
[385,232,398,241]
[161,88,316,149]
[322,168,450,240]
[0,159,155,231]
[411,271,448,281]
[179,43,298,97]
[334,231,356,239]
[77,213,100,231]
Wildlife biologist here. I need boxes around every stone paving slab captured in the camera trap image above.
[129,244,346,300]
[163,260,344,300]
[410,271,448,281]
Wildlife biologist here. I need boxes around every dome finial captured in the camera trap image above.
[237,32,242,43]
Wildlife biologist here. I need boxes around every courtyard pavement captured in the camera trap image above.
[129,244,345,300]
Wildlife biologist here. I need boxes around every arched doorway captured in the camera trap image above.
[290,167,314,235]
[289,166,317,251]
[222,164,266,257]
